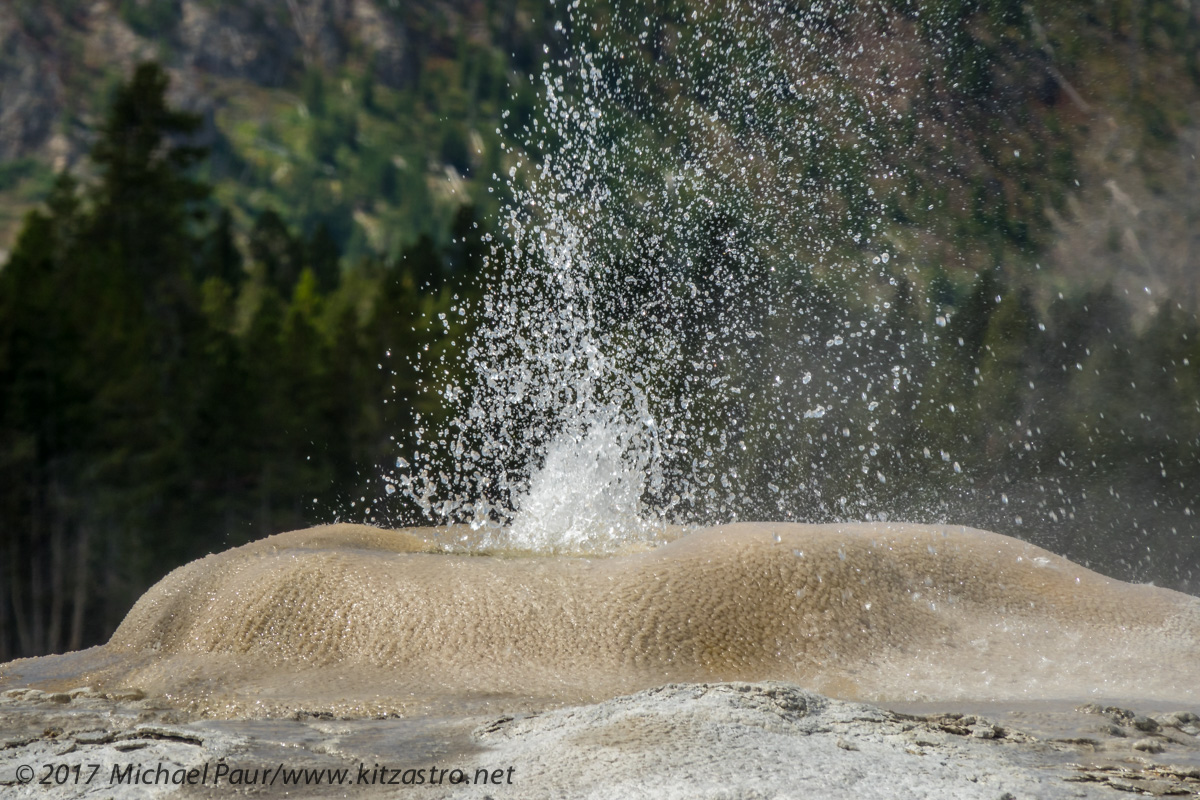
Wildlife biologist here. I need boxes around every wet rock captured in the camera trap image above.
[1078,703,1137,725]
[1133,715,1162,733]
[1156,711,1200,729]
[1156,763,1200,780]
[3,683,1198,799]
[73,730,116,745]
[474,683,1098,799]
[971,724,999,739]
[1132,738,1166,754]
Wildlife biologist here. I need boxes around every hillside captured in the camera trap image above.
[1,0,1197,310]
[0,0,553,263]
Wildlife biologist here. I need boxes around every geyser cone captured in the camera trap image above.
[3,522,1197,718]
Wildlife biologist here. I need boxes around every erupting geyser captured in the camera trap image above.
[389,0,931,547]
[4,0,1199,720]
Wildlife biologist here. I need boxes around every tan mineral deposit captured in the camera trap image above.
[3,522,1199,798]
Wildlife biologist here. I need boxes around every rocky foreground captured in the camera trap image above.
[3,682,1199,799]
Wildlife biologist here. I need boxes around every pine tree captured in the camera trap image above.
[250,210,304,296]
[0,62,215,657]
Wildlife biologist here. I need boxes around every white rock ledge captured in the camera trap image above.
[3,681,1199,798]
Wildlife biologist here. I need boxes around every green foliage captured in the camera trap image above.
[307,222,341,293]
[0,158,42,192]
[90,62,209,292]
[714,266,1200,587]
[249,209,304,295]
[199,208,244,286]
[0,63,485,660]
[118,0,181,37]
[440,127,472,177]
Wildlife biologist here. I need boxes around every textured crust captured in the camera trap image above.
[6,522,1199,717]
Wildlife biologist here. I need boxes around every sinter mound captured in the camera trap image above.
[2,522,1197,718]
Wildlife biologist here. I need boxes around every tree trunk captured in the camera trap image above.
[68,521,90,652]
[47,485,65,653]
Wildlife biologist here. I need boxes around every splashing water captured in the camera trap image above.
[382,0,942,552]
[375,0,1199,581]
[508,417,663,552]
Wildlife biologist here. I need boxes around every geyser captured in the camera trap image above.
[6,2,1197,728]
[377,0,1200,576]
[389,0,934,544]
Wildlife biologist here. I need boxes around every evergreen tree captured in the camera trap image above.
[0,175,90,658]
[0,62,217,656]
[250,210,304,296]
[307,222,342,293]
[200,208,244,286]
[90,62,209,293]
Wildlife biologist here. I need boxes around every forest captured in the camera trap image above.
[0,64,485,658]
